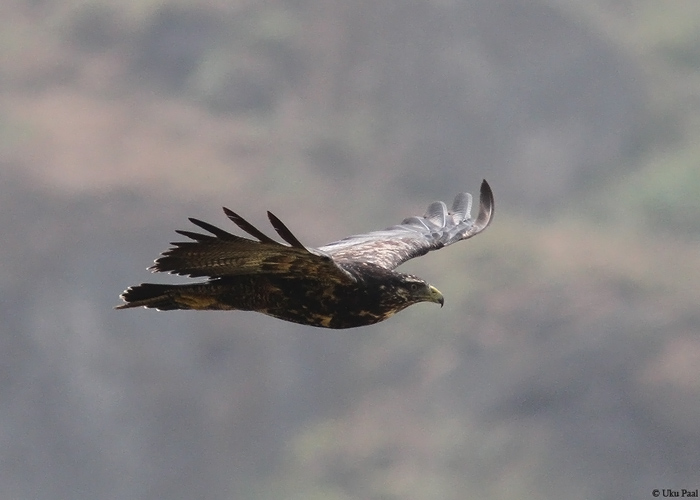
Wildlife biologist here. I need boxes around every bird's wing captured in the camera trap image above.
[320,180,494,270]
[151,209,355,284]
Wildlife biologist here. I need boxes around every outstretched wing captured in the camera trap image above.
[152,209,354,284]
[320,180,494,270]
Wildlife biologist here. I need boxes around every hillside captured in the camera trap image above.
[1,1,699,499]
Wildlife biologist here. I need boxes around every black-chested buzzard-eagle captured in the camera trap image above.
[116,180,494,328]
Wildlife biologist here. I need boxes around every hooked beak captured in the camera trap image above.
[428,285,444,307]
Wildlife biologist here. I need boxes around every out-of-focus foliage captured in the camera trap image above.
[1,1,699,499]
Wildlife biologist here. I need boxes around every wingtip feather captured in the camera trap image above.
[188,218,237,240]
[423,201,448,227]
[450,192,472,221]
[475,179,494,230]
[267,211,307,250]
[223,207,279,245]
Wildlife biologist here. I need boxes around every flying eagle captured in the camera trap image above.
[117,180,494,328]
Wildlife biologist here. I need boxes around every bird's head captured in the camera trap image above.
[395,274,444,307]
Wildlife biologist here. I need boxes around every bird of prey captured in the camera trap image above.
[117,180,494,328]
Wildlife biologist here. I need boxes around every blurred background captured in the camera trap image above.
[2,0,700,498]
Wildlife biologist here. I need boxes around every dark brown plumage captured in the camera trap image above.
[116,180,494,328]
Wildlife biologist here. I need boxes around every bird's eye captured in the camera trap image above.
[409,283,419,291]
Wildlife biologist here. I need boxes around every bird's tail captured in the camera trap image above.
[115,282,227,311]
[115,283,183,310]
